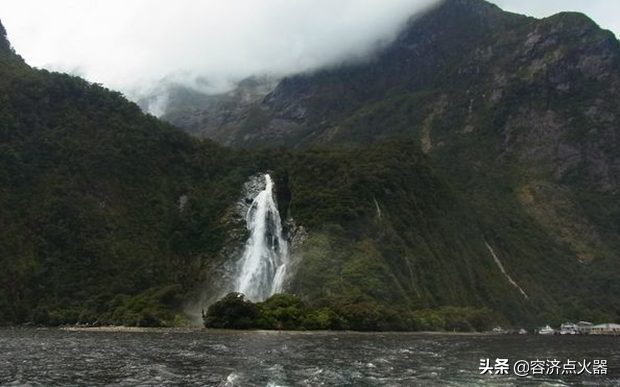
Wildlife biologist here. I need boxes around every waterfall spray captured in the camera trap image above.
[235,174,289,301]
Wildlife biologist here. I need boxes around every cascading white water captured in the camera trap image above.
[235,174,289,301]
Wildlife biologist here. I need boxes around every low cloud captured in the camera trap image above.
[0,0,439,98]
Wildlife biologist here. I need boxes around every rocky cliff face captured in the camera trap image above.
[147,76,279,145]
[164,0,619,195]
[243,2,618,183]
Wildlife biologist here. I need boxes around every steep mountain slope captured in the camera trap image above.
[162,0,620,323]
[186,0,619,157]
[0,2,618,329]
[168,0,620,207]
[1,19,510,327]
[0,21,252,325]
[249,0,620,270]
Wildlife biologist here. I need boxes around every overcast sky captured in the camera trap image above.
[0,0,618,98]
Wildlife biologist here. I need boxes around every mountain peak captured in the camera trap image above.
[394,0,514,46]
[542,11,604,34]
[441,0,500,12]
[429,0,504,19]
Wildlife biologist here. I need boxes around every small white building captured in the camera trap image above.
[590,323,620,336]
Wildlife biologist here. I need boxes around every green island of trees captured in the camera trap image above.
[203,292,501,332]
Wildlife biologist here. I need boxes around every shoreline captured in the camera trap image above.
[2,326,615,336]
[55,326,512,335]
[60,326,198,333]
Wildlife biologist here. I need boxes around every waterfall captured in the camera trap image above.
[235,174,289,301]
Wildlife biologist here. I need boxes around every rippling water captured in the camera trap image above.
[0,328,618,386]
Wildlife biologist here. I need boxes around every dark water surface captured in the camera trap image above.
[0,328,618,386]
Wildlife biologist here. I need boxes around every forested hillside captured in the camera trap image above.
[0,21,253,325]
[162,0,620,326]
[0,0,618,330]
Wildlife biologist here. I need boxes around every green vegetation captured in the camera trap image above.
[204,292,500,332]
[0,27,249,326]
[1,3,619,331]
[172,0,620,326]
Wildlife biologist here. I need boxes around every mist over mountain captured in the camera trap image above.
[0,0,619,330]
[0,0,440,100]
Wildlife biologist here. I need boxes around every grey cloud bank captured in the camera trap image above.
[0,0,618,99]
[0,0,439,97]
